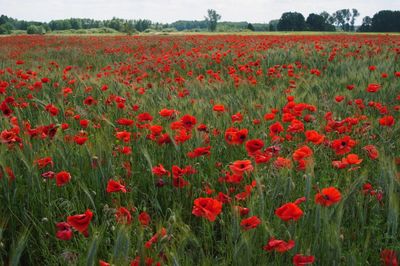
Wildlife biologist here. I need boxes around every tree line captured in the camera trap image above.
[0,9,399,34]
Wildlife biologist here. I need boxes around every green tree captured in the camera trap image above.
[205,9,221,32]
[350,9,360,31]
[247,23,255,31]
[306,13,325,31]
[27,25,45,34]
[370,10,400,32]
[358,16,372,32]
[277,12,306,31]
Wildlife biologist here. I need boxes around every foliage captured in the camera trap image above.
[277,12,306,31]
[205,9,221,32]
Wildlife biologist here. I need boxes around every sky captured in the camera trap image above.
[1,0,398,24]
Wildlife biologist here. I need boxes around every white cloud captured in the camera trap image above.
[0,0,398,24]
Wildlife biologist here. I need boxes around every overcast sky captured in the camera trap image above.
[1,0,398,24]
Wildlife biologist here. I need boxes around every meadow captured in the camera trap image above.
[0,34,399,265]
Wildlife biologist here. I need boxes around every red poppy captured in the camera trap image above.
[115,207,132,224]
[67,209,93,237]
[152,164,170,177]
[292,145,313,161]
[275,202,303,221]
[315,187,341,207]
[363,145,379,160]
[180,114,197,130]
[305,130,324,145]
[55,222,73,241]
[55,171,71,187]
[159,108,177,118]
[233,206,250,216]
[106,179,127,193]
[263,238,295,253]
[344,154,362,165]
[293,254,315,265]
[116,118,135,126]
[224,127,248,145]
[331,136,356,155]
[379,116,395,127]
[366,83,381,93]
[192,197,222,222]
[381,249,398,266]
[229,160,253,176]
[240,216,261,230]
[138,211,151,226]
[213,104,225,112]
[34,157,54,169]
[245,139,264,154]
[99,260,110,266]
[187,146,211,158]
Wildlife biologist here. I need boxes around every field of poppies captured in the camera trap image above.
[0,34,399,265]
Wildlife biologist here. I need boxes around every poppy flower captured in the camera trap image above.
[305,130,324,145]
[180,114,197,130]
[245,139,264,154]
[224,127,248,145]
[115,131,131,143]
[292,145,313,161]
[331,136,356,155]
[116,118,134,126]
[363,145,379,160]
[55,222,73,241]
[379,116,395,127]
[366,83,381,93]
[55,171,71,186]
[192,197,222,222]
[263,238,295,253]
[138,211,151,226]
[315,187,341,207]
[45,104,59,116]
[99,260,110,266]
[274,157,292,169]
[233,206,250,216]
[231,112,243,123]
[229,160,253,176]
[115,207,132,224]
[275,202,303,221]
[106,179,127,193]
[344,154,362,165]
[213,104,225,112]
[187,146,211,158]
[152,164,170,177]
[67,209,93,237]
[240,216,261,230]
[293,254,315,265]
[34,157,54,169]
[381,249,398,266]
[269,122,284,136]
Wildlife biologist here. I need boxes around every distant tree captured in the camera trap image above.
[358,16,372,32]
[205,9,221,32]
[27,25,45,34]
[134,19,152,32]
[247,23,255,31]
[332,9,354,31]
[0,24,11,34]
[124,21,135,35]
[277,12,306,31]
[350,9,360,31]
[306,13,335,31]
[268,20,279,31]
[70,18,82,30]
[370,10,400,32]
[306,13,325,31]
